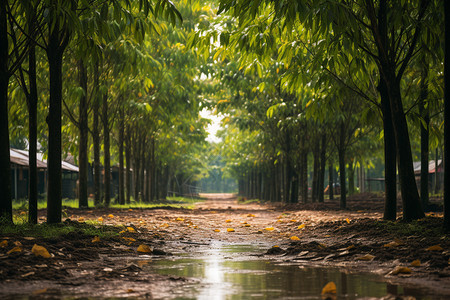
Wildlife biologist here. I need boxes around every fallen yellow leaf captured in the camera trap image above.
[160,223,169,228]
[227,228,235,232]
[7,246,22,255]
[391,266,412,275]
[356,254,375,261]
[119,230,126,234]
[321,281,337,294]
[265,227,274,231]
[346,245,355,250]
[127,289,134,293]
[290,219,297,222]
[33,288,48,295]
[214,229,220,232]
[0,240,7,248]
[127,227,136,232]
[122,237,136,242]
[31,244,51,258]
[98,217,104,222]
[137,244,152,253]
[78,217,85,222]
[92,236,100,243]
[128,209,133,212]
[20,211,26,215]
[14,241,22,247]
[410,260,421,267]
[426,245,443,251]
[345,218,350,224]
[383,241,401,248]
[298,224,305,230]
[247,214,256,217]
[244,224,251,227]
[290,236,300,241]
[176,217,184,221]
[225,219,232,223]
[108,214,114,218]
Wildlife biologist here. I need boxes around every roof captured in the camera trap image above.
[413,160,442,174]
[11,148,78,172]
[10,149,47,169]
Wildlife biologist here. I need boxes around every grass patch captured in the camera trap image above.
[375,217,447,238]
[0,221,120,239]
[13,196,203,211]
[237,197,260,204]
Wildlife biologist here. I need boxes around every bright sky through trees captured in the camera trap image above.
[201,109,223,143]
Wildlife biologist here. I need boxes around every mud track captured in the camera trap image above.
[1,193,449,298]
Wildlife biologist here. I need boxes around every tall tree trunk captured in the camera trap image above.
[78,59,89,208]
[312,139,320,202]
[125,126,131,204]
[134,132,141,201]
[150,137,155,201]
[0,2,12,223]
[118,105,125,205]
[102,92,110,206]
[348,159,355,196]
[338,121,346,209]
[444,0,450,231]
[301,146,308,203]
[140,136,146,201]
[328,162,334,200]
[376,0,424,221]
[27,28,38,224]
[386,76,424,220]
[379,79,397,220]
[420,60,430,209]
[93,62,101,206]
[318,134,326,202]
[435,148,440,194]
[46,16,69,224]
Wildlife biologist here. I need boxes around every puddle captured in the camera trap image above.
[144,243,439,300]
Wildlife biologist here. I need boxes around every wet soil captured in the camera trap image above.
[1,193,449,299]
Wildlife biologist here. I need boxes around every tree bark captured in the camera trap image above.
[46,15,69,224]
[375,0,424,221]
[419,60,430,209]
[125,125,131,204]
[0,2,12,223]
[318,134,326,202]
[118,105,125,205]
[379,79,397,220]
[329,162,334,200]
[312,139,320,202]
[338,121,346,209]
[27,25,38,224]
[348,160,355,195]
[301,145,308,203]
[93,62,101,206]
[78,59,89,208]
[444,0,450,231]
[386,75,424,220]
[102,92,110,206]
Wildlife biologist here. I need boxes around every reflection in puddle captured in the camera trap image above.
[147,243,436,300]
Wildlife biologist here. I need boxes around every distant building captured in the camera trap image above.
[10,148,79,200]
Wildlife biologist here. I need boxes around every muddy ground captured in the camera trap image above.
[0,193,449,299]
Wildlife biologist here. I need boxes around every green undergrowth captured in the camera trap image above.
[0,220,120,239]
[237,196,261,205]
[13,196,203,211]
[375,216,448,238]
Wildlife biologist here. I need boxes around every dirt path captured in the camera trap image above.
[1,194,450,298]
